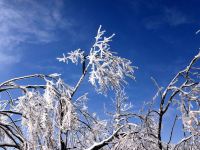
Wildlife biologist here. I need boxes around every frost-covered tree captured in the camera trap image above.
[0,26,199,150]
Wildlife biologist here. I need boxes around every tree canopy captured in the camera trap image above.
[0,27,199,150]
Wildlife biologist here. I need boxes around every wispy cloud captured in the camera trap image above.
[0,0,70,67]
[164,8,188,26]
[129,1,191,29]
[0,52,20,65]
[143,7,190,30]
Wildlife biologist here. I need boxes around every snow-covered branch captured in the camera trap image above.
[0,27,199,150]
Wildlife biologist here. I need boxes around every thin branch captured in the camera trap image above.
[167,115,178,149]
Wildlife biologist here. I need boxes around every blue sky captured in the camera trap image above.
[0,0,200,143]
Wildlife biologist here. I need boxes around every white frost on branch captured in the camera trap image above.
[1,26,200,150]
[58,26,136,94]
[57,48,84,64]
[88,26,135,93]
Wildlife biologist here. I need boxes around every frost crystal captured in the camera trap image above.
[58,26,136,94]
[57,48,84,64]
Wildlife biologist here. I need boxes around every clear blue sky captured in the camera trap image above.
[0,0,200,143]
